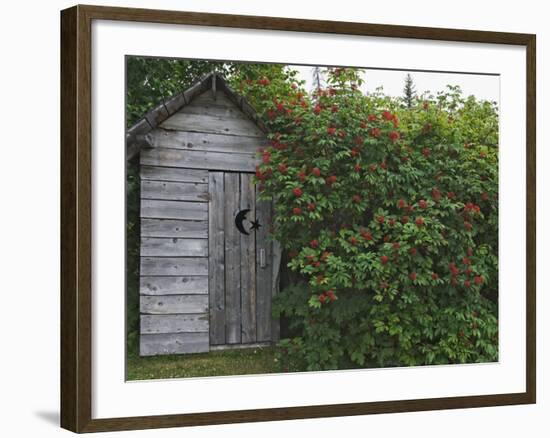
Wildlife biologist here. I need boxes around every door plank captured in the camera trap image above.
[256,192,273,342]
[208,172,226,345]
[224,173,241,344]
[240,174,257,343]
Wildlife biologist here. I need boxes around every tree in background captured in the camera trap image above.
[402,73,417,108]
[126,57,227,128]
[228,62,303,112]
[312,66,325,95]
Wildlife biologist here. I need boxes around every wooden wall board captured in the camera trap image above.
[140,276,208,296]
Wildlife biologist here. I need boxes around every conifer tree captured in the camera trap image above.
[403,73,417,108]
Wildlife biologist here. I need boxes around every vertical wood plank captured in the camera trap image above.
[256,190,273,342]
[240,174,257,343]
[224,173,241,344]
[271,238,282,342]
[208,172,225,345]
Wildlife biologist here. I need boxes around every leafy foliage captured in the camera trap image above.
[126,57,227,127]
[126,164,140,352]
[243,67,499,371]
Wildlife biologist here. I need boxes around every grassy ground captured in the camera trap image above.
[127,344,279,381]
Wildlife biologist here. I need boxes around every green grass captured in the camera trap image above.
[127,344,279,381]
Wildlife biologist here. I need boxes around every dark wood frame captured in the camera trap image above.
[61,4,536,433]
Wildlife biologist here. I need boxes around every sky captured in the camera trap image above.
[291,65,500,105]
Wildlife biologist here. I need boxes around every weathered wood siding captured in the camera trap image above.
[256,193,276,342]
[139,86,278,356]
[240,174,257,344]
[141,92,262,173]
[139,165,210,355]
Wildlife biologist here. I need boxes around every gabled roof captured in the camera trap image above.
[126,72,267,161]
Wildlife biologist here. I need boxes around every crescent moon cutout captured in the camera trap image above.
[235,209,251,235]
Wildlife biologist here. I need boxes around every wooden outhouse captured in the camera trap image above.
[126,73,281,356]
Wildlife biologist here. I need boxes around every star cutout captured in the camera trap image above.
[249,219,262,231]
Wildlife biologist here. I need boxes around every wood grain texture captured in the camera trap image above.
[179,91,252,119]
[150,130,262,155]
[141,180,209,202]
[240,174,257,343]
[140,332,209,356]
[140,238,208,257]
[144,101,169,128]
[210,342,271,351]
[61,5,94,433]
[255,193,273,342]
[83,6,536,46]
[140,257,208,276]
[271,238,282,342]
[140,295,209,314]
[161,113,264,138]
[183,77,208,104]
[208,172,226,345]
[224,173,241,344]
[140,276,208,295]
[141,147,258,172]
[60,6,79,432]
[141,218,208,238]
[141,199,208,220]
[164,92,186,116]
[141,314,209,334]
[140,166,208,183]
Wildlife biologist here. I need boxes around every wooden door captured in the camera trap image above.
[208,172,274,346]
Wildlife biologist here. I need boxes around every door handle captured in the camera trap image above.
[259,248,266,268]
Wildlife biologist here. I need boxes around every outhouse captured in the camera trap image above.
[126,73,281,356]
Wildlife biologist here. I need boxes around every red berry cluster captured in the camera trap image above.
[318,289,337,304]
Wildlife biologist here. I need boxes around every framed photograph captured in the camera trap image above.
[60,4,536,433]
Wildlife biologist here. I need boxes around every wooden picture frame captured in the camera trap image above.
[60,4,536,433]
